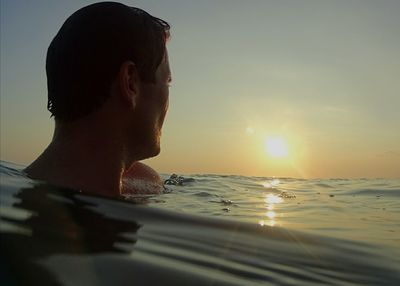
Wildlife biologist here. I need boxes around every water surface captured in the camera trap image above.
[1,161,399,285]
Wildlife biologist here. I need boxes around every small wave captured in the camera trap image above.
[193,191,216,197]
[346,188,400,197]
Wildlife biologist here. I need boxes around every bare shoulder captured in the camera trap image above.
[125,162,162,183]
[122,162,163,194]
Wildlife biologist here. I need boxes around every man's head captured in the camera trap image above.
[46,1,170,121]
[46,2,171,160]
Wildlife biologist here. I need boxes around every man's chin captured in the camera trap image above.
[151,145,161,157]
[142,144,161,159]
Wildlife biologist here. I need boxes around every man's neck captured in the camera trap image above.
[24,124,133,197]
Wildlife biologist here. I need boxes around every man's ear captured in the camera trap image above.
[117,61,140,108]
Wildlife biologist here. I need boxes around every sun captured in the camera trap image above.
[265,137,289,158]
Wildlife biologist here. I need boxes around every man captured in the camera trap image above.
[24,2,171,197]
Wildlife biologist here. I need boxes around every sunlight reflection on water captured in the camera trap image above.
[262,193,284,227]
[265,193,284,204]
[262,178,281,189]
[155,173,400,248]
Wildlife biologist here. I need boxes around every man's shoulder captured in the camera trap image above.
[122,162,163,194]
[125,162,162,182]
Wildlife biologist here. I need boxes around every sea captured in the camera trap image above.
[1,160,399,285]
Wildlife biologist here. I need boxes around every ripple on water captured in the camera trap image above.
[193,191,216,197]
[1,165,400,285]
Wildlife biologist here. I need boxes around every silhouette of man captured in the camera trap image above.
[24,2,171,197]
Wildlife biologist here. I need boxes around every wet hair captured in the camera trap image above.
[46,2,170,121]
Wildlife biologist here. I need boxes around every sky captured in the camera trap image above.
[1,0,399,178]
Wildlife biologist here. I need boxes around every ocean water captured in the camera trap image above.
[149,174,400,248]
[1,161,399,285]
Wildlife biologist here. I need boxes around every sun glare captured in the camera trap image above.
[265,137,289,158]
[246,126,255,135]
